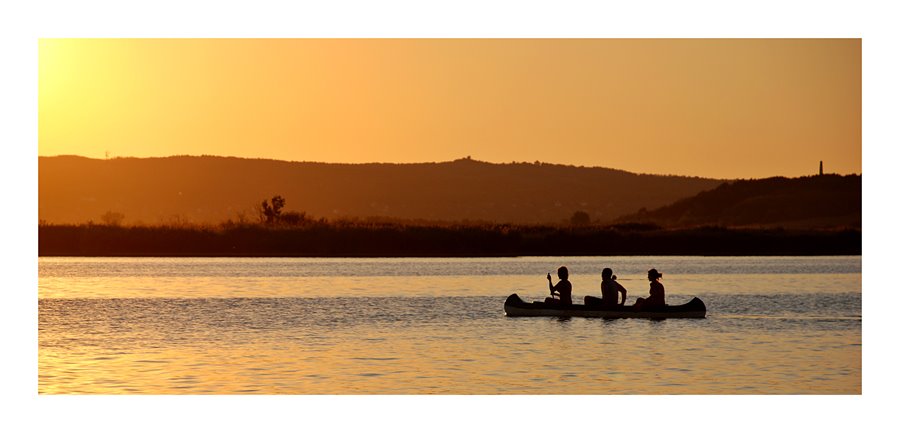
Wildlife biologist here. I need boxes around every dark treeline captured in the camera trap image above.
[39,222,861,257]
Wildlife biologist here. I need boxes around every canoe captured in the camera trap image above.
[504,293,707,319]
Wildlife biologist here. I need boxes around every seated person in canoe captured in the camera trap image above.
[585,267,627,307]
[633,268,666,310]
[545,266,572,305]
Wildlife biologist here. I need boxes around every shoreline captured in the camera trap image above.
[38,224,861,257]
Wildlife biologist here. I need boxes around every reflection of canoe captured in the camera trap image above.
[503,293,707,319]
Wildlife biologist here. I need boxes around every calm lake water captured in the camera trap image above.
[38,256,861,394]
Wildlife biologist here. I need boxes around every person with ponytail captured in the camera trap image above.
[633,268,666,310]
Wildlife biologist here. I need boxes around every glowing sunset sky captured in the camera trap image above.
[38,39,860,178]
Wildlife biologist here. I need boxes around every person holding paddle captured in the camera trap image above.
[545,266,572,305]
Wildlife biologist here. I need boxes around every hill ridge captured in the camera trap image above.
[616,174,861,229]
[39,155,723,225]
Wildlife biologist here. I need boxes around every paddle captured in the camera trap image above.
[547,272,557,299]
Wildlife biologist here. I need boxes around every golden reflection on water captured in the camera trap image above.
[39,300,861,394]
[38,257,861,394]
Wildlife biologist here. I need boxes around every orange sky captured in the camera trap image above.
[38,39,860,179]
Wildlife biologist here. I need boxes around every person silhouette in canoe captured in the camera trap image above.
[633,268,666,310]
[585,267,627,307]
[545,266,573,305]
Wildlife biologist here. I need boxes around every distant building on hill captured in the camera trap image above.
[819,161,823,176]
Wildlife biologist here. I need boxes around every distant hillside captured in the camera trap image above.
[38,156,721,225]
[616,175,861,229]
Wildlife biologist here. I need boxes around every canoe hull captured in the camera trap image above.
[504,294,707,319]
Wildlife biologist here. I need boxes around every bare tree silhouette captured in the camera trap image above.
[260,195,286,224]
